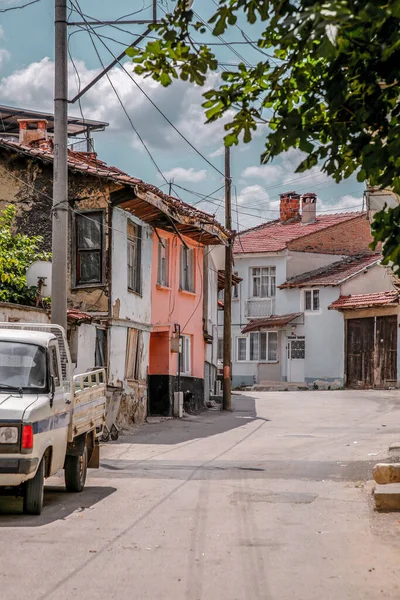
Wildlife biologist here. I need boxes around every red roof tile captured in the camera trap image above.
[234,213,366,254]
[242,313,303,333]
[329,291,399,311]
[280,254,381,288]
[0,138,228,244]
[67,308,92,322]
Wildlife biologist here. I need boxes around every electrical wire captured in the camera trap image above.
[70,0,227,182]
[0,0,40,12]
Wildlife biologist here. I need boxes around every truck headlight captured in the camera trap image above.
[0,427,18,444]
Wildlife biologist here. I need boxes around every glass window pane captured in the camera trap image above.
[260,332,267,361]
[305,290,312,310]
[79,251,101,283]
[77,213,101,249]
[313,290,320,311]
[268,332,278,361]
[250,333,259,361]
[238,338,247,361]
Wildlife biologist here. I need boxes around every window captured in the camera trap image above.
[95,328,106,367]
[304,289,320,311]
[180,335,191,375]
[217,338,223,361]
[75,211,104,286]
[125,328,141,380]
[180,246,195,292]
[49,345,60,387]
[251,267,276,298]
[290,339,305,359]
[233,271,239,299]
[237,337,247,361]
[157,238,169,287]
[248,331,278,362]
[128,221,142,294]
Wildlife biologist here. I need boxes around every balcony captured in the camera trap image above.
[245,298,276,318]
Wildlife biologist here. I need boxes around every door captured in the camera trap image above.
[287,337,305,382]
[376,315,397,387]
[48,342,70,471]
[346,316,397,389]
[346,318,374,388]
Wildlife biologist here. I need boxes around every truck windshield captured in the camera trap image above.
[0,342,47,392]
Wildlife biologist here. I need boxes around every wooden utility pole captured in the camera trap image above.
[52,0,68,331]
[223,146,232,411]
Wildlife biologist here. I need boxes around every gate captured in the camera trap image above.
[346,315,397,389]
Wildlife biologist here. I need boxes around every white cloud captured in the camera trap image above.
[0,48,9,69]
[241,164,283,183]
[0,58,232,154]
[209,146,225,158]
[319,194,363,213]
[0,25,4,39]
[159,167,208,183]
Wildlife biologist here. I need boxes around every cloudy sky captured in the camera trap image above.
[0,0,365,229]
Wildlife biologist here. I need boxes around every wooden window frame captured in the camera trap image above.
[127,220,142,295]
[125,328,141,381]
[157,238,169,287]
[72,210,106,288]
[180,246,195,293]
[250,266,276,299]
[304,289,320,312]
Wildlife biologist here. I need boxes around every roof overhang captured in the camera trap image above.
[113,187,229,246]
[218,270,242,291]
[242,313,303,334]
[329,292,399,311]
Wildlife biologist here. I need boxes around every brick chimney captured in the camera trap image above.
[279,191,301,223]
[18,119,48,146]
[302,192,317,225]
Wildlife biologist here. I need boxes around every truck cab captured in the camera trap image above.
[0,324,106,515]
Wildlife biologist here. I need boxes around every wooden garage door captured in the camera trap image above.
[346,315,397,389]
[346,318,374,389]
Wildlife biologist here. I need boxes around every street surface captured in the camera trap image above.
[2,390,400,599]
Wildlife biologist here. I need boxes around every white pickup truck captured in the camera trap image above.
[0,323,106,515]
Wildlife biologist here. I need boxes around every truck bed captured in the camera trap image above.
[69,369,107,442]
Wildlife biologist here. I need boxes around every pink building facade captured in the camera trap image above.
[149,231,206,414]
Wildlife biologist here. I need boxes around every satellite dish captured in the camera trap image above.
[26,261,52,297]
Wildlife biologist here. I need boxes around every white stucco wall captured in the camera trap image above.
[111,208,152,325]
[206,254,219,368]
[341,264,394,296]
[75,323,97,374]
[286,251,345,279]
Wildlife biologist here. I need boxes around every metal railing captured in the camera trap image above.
[73,368,106,393]
[245,298,276,318]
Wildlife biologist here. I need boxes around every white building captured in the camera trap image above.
[226,191,399,389]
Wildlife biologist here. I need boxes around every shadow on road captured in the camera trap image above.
[122,394,269,446]
[0,485,116,526]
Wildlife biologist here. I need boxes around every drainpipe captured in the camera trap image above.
[177,324,181,394]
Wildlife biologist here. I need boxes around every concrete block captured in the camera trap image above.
[374,484,400,510]
[373,463,400,484]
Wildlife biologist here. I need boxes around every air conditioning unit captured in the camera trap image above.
[173,392,183,418]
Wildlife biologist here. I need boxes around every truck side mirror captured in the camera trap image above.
[50,375,55,408]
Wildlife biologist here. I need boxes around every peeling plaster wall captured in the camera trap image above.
[75,323,96,374]
[111,207,152,324]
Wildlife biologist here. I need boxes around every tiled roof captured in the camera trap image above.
[242,313,303,333]
[329,291,399,311]
[280,254,381,288]
[0,137,228,245]
[67,308,92,322]
[234,213,365,254]
[217,270,242,291]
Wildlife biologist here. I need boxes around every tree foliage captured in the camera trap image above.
[129,0,400,266]
[0,205,51,305]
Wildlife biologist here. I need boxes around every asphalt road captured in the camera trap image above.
[2,390,400,600]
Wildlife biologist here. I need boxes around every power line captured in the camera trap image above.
[0,0,40,12]
[70,0,170,187]
[70,4,227,181]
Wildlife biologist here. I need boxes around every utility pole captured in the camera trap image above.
[52,0,68,332]
[52,1,158,330]
[223,146,232,411]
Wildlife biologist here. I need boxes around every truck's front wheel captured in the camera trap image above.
[65,446,88,493]
[23,458,44,515]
